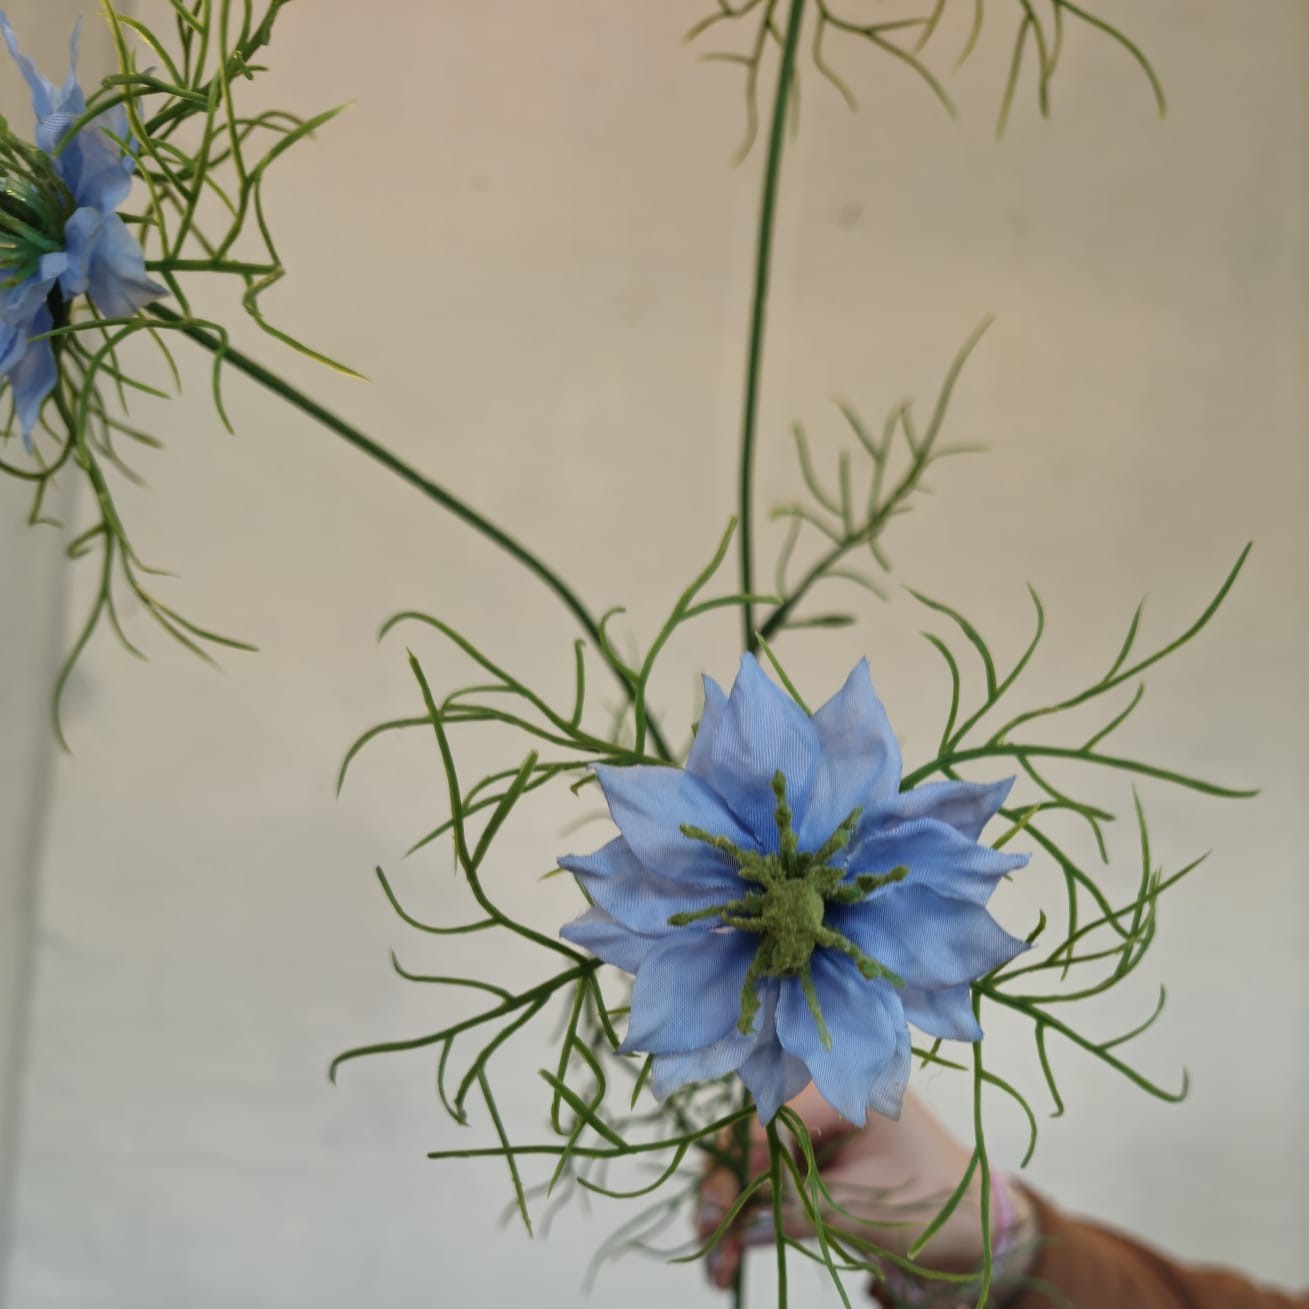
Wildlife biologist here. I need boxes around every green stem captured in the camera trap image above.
[145,259,277,275]
[738,0,807,655]
[730,1090,753,1309]
[759,517,876,641]
[145,304,673,761]
[767,1120,789,1307]
[901,743,1254,798]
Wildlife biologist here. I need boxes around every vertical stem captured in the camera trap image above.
[730,1085,755,1309]
[766,1120,789,1307]
[738,0,807,654]
[971,990,993,1308]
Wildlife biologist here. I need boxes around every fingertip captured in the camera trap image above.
[698,1166,738,1220]
[707,1236,743,1290]
[788,1081,851,1137]
[695,1197,726,1243]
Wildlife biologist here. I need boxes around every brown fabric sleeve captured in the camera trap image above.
[1009,1188,1309,1309]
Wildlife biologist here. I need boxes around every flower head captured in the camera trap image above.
[560,655,1028,1124]
[0,14,164,445]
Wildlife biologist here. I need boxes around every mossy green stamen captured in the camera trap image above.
[667,771,907,1047]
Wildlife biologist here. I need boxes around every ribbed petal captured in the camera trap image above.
[866,1018,912,1120]
[799,659,902,847]
[694,654,822,849]
[1,17,137,220]
[900,984,983,1042]
[594,763,755,878]
[559,904,660,975]
[650,1029,756,1098]
[649,978,780,1099]
[56,206,97,298]
[846,817,1027,907]
[775,956,906,1126]
[0,262,59,361]
[623,930,755,1054]
[685,675,728,781]
[0,15,69,123]
[85,212,164,316]
[62,107,135,212]
[872,777,1014,843]
[834,886,1028,990]
[737,1037,812,1124]
[558,837,740,935]
[6,304,55,446]
[59,209,162,316]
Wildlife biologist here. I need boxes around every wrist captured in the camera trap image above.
[874,1173,1040,1308]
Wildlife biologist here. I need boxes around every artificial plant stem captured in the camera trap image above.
[737,0,807,655]
[145,304,674,762]
[730,1082,755,1309]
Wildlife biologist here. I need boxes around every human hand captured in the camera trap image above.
[695,1085,1035,1293]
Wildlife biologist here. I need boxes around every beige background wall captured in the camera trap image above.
[2,1,1306,1305]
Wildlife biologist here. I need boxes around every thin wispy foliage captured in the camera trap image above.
[0,7,1249,1309]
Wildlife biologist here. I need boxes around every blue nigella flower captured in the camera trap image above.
[0,14,164,445]
[560,655,1029,1124]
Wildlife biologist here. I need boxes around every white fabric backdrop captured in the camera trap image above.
[3,1,1306,1305]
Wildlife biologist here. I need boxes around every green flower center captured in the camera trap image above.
[0,122,75,289]
[667,771,906,1048]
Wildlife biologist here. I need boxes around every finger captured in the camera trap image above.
[739,1196,817,1247]
[707,1199,815,1290]
[706,1232,743,1292]
[696,1162,741,1242]
[785,1082,863,1149]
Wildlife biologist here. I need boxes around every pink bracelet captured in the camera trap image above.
[873,1171,1017,1309]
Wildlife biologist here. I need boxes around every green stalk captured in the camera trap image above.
[737,0,807,655]
[730,1094,752,1309]
[146,304,673,761]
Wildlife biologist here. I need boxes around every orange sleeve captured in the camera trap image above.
[1009,1189,1309,1309]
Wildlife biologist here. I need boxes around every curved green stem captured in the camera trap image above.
[145,304,673,762]
[738,0,807,654]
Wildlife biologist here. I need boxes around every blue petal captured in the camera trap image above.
[899,984,983,1042]
[835,885,1029,990]
[650,1027,757,1098]
[738,1039,814,1125]
[593,763,754,879]
[61,107,136,212]
[866,1018,912,1120]
[0,14,72,124]
[775,955,906,1126]
[0,260,59,357]
[559,837,739,935]
[623,930,755,1054]
[3,303,55,446]
[58,209,163,317]
[559,904,660,975]
[846,817,1027,907]
[872,777,1014,843]
[693,654,823,849]
[83,212,165,316]
[685,674,728,781]
[0,19,137,212]
[55,207,97,298]
[799,659,902,847]
[648,979,781,1100]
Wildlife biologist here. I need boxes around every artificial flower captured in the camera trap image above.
[0,14,164,444]
[560,654,1028,1124]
